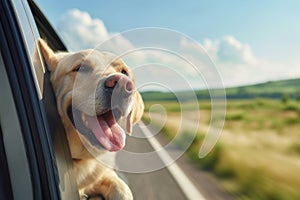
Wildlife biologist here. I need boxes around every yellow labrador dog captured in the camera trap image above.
[38,39,144,199]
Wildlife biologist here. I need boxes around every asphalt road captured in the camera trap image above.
[116,125,186,200]
[115,124,234,200]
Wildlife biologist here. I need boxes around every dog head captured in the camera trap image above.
[38,39,144,158]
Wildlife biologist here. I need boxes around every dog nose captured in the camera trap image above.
[105,74,134,93]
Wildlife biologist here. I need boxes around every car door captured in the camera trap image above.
[0,0,79,199]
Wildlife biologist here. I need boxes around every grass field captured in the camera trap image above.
[142,99,300,200]
[141,78,300,101]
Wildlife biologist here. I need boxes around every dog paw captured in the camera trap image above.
[80,193,89,200]
[80,193,105,200]
[107,183,133,200]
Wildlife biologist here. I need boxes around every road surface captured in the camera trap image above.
[115,123,234,200]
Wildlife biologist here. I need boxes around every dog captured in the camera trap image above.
[38,39,144,199]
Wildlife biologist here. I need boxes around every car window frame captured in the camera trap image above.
[0,0,79,199]
[28,1,80,199]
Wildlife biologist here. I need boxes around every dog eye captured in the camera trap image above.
[121,69,128,76]
[72,64,90,73]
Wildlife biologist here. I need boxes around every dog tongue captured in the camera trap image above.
[83,111,126,151]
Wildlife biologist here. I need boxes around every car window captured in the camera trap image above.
[27,1,80,199]
[0,49,33,199]
[1,0,79,199]
[0,54,18,199]
[0,125,13,200]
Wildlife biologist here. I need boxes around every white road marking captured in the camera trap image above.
[139,122,206,200]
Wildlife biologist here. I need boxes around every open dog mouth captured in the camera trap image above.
[68,107,126,152]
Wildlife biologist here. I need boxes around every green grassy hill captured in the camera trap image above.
[141,78,300,101]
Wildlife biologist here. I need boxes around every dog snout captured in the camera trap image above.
[105,74,134,94]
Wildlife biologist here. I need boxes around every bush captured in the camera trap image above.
[225,113,245,121]
[187,141,223,171]
[281,94,290,104]
[283,104,300,112]
[288,143,300,155]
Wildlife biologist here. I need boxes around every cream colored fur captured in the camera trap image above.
[38,39,144,200]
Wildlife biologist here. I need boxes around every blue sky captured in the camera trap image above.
[35,0,300,89]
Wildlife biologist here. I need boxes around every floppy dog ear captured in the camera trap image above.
[38,39,58,71]
[126,91,144,134]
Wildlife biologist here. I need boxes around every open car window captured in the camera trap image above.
[28,0,80,199]
[0,0,79,199]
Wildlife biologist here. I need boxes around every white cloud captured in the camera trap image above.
[203,36,256,65]
[57,9,109,50]
[57,9,136,53]
[201,36,289,87]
